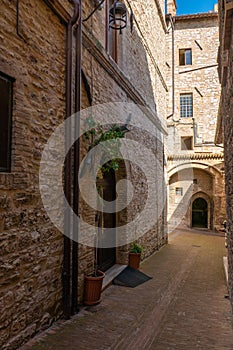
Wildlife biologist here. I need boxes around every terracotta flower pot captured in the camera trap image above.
[128,252,141,269]
[84,270,105,306]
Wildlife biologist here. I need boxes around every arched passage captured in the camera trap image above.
[167,163,219,230]
[192,197,208,228]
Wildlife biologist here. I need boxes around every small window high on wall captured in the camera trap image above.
[0,72,14,172]
[179,48,192,65]
[175,187,183,196]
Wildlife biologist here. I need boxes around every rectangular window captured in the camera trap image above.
[181,136,193,150]
[180,93,193,118]
[179,49,192,65]
[175,187,183,196]
[0,72,14,172]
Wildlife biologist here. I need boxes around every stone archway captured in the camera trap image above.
[192,197,208,228]
[167,162,221,230]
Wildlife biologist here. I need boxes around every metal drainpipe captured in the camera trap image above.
[105,0,109,52]
[72,0,82,315]
[166,14,175,120]
[63,0,80,319]
[192,117,197,145]
[41,0,80,320]
[171,14,175,117]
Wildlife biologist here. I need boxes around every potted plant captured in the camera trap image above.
[84,269,105,306]
[128,242,143,269]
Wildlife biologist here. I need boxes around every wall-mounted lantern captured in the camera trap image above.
[109,0,127,33]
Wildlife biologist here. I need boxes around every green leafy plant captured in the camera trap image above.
[84,118,125,175]
[130,242,143,254]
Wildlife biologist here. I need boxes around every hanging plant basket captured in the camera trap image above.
[84,270,105,306]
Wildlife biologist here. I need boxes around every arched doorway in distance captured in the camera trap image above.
[192,197,208,228]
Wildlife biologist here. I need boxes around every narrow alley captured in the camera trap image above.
[21,230,233,350]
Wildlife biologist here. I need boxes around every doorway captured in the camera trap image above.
[192,197,208,228]
[96,170,116,272]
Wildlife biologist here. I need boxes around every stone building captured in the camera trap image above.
[216,0,233,311]
[0,0,168,348]
[165,2,225,232]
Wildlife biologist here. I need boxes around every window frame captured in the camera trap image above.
[180,93,193,118]
[0,71,14,173]
[179,48,192,66]
[175,187,183,196]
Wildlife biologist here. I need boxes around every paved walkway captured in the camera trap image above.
[21,230,233,350]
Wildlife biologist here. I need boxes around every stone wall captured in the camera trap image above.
[165,13,225,232]
[166,14,221,145]
[217,0,233,311]
[0,1,67,348]
[0,0,168,348]
[79,0,168,299]
[167,0,177,16]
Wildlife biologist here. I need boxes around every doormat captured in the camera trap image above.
[113,266,152,288]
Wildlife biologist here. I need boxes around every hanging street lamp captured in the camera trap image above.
[109,0,127,33]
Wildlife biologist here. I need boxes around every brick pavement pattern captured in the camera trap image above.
[20,230,233,350]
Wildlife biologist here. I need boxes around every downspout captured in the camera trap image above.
[105,0,109,52]
[167,14,175,120]
[171,15,175,118]
[72,0,82,315]
[192,117,197,146]
[63,0,80,319]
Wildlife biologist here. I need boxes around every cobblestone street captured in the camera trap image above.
[21,229,233,350]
